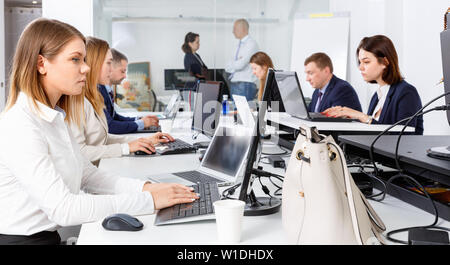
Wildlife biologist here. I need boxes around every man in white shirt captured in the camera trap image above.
[225,19,259,101]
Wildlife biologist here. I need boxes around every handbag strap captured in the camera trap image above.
[327,141,386,244]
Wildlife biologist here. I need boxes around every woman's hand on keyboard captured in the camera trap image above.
[147,132,175,145]
[143,183,200,210]
[128,137,156,154]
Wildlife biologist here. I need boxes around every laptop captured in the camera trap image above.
[157,93,180,120]
[191,82,222,139]
[275,71,357,122]
[146,123,254,187]
[233,94,256,128]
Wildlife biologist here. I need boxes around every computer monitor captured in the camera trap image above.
[205,69,231,97]
[441,29,450,126]
[238,87,282,216]
[191,81,222,138]
[427,29,450,160]
[261,69,285,113]
[164,69,197,90]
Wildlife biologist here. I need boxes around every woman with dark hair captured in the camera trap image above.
[182,32,208,79]
[250,51,274,101]
[322,35,424,135]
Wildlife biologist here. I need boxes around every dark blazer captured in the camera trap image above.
[367,80,424,135]
[98,84,138,134]
[307,75,362,113]
[184,52,207,77]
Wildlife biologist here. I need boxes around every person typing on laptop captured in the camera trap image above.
[68,37,174,166]
[321,35,424,135]
[304,52,362,113]
[99,48,160,134]
[0,19,197,244]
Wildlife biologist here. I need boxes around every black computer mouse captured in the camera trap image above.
[134,150,154,156]
[102,213,144,231]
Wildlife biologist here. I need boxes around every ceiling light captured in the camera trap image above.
[32,1,38,4]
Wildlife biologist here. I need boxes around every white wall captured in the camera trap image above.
[110,0,330,97]
[402,0,450,135]
[42,0,94,36]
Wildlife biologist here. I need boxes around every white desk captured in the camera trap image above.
[77,112,448,245]
[266,112,415,133]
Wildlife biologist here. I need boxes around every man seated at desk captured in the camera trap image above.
[304,52,362,113]
[100,48,159,134]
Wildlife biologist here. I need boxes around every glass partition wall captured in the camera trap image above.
[104,0,324,110]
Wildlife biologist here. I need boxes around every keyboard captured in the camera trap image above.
[155,182,221,225]
[173,170,223,184]
[308,112,358,122]
[134,138,196,156]
[134,125,162,133]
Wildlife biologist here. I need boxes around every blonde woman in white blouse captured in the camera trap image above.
[68,36,173,166]
[0,18,198,245]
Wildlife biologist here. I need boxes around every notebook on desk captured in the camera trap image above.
[146,124,253,187]
[275,71,358,123]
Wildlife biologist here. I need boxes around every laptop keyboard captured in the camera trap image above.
[173,170,223,184]
[155,139,197,155]
[154,182,221,225]
[135,138,196,156]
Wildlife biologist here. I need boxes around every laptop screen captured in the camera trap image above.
[192,82,221,138]
[201,126,252,177]
[275,71,309,119]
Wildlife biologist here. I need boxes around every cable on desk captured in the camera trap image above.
[221,183,241,200]
[366,91,450,201]
[384,173,450,245]
[347,164,387,202]
[393,98,450,174]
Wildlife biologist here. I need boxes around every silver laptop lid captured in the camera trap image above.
[233,94,255,128]
[164,93,179,117]
[198,123,253,183]
[275,71,310,119]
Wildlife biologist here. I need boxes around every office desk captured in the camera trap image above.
[266,112,415,135]
[339,135,450,221]
[77,112,449,245]
[77,150,450,244]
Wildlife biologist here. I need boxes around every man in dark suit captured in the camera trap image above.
[102,49,159,134]
[304,52,362,113]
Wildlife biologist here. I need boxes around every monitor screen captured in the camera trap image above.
[262,69,285,113]
[440,29,450,126]
[275,71,309,119]
[164,69,196,90]
[191,82,221,137]
[201,126,253,177]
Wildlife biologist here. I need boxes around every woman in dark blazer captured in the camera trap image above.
[182,32,208,79]
[322,35,424,135]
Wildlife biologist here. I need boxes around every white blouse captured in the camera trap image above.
[0,92,154,236]
[371,84,390,121]
[68,98,135,165]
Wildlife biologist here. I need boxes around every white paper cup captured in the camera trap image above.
[213,199,245,244]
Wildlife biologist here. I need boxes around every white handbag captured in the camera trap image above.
[282,125,386,245]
